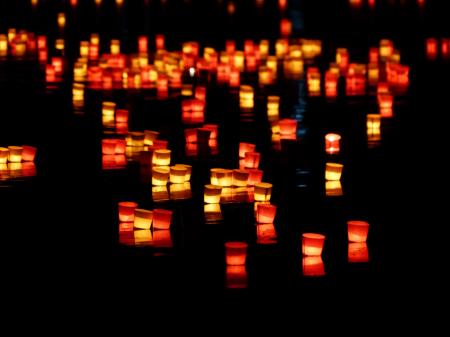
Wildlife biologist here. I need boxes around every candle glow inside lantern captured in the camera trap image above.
[244,152,261,169]
[302,233,325,256]
[258,66,274,86]
[247,169,263,186]
[8,146,23,163]
[170,166,187,184]
[379,39,394,60]
[128,132,145,147]
[144,130,159,146]
[348,220,370,242]
[367,114,381,143]
[326,181,343,197]
[0,35,7,55]
[278,119,297,136]
[307,67,321,95]
[133,209,153,230]
[239,85,254,109]
[21,146,37,162]
[325,163,343,181]
[239,142,256,159]
[256,203,277,224]
[153,149,171,166]
[225,242,248,265]
[46,65,56,82]
[378,93,393,118]
[275,38,289,58]
[210,168,233,187]
[325,71,338,97]
[232,169,250,187]
[174,164,192,182]
[57,13,66,29]
[152,209,173,230]
[152,167,170,186]
[226,266,248,289]
[102,102,116,127]
[254,182,272,202]
[348,242,369,263]
[153,229,173,248]
[267,96,280,120]
[204,184,223,204]
[118,202,138,222]
[336,48,349,73]
[325,133,341,155]
[302,256,325,277]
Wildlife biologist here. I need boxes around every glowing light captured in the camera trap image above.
[133,209,153,230]
[225,242,248,265]
[256,203,276,224]
[254,182,272,202]
[325,163,343,181]
[302,233,325,256]
[325,133,341,155]
[118,202,138,222]
[347,220,369,243]
[302,256,325,277]
[152,209,173,230]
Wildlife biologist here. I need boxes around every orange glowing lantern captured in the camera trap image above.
[367,114,381,143]
[256,223,277,245]
[157,74,169,96]
[267,96,280,120]
[368,64,379,86]
[8,146,22,163]
[102,102,116,127]
[70,0,78,6]
[259,40,270,59]
[115,109,129,124]
[378,94,393,118]
[232,169,249,187]
[266,56,278,78]
[244,152,260,169]
[204,184,222,204]
[170,166,187,184]
[307,67,321,95]
[0,35,7,56]
[184,128,197,144]
[442,38,450,58]
[89,44,99,60]
[302,233,325,256]
[46,65,56,82]
[258,66,274,86]
[102,139,117,155]
[426,38,438,59]
[254,182,272,202]
[369,47,379,64]
[229,68,240,87]
[55,39,64,53]
[233,51,245,71]
[110,39,120,55]
[133,209,153,230]
[115,140,126,154]
[348,242,369,263]
[348,220,369,243]
[72,83,84,106]
[325,71,338,97]
[239,85,254,109]
[138,36,148,54]
[380,39,394,60]
[247,169,263,186]
[57,13,66,29]
[302,256,325,277]
[36,35,46,50]
[326,181,343,197]
[174,164,192,182]
[239,142,256,158]
[134,229,152,246]
[210,168,233,187]
[256,203,276,224]
[155,34,165,50]
[153,209,173,230]
[226,265,248,289]
[152,167,170,186]
[325,163,343,181]
[144,130,159,146]
[280,18,292,37]
[153,149,171,166]
[244,40,255,55]
[275,39,289,59]
[336,48,349,73]
[118,202,138,222]
[0,148,9,164]
[325,133,341,155]
[225,242,248,265]
[279,119,297,136]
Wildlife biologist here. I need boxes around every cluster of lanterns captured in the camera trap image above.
[0,146,37,180]
[426,38,450,60]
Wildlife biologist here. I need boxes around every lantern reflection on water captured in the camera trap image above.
[348,242,369,263]
[134,230,153,246]
[153,229,173,248]
[326,181,343,197]
[267,96,280,120]
[102,102,116,127]
[302,233,325,256]
[0,148,9,164]
[204,204,223,223]
[307,67,321,95]
[226,266,247,289]
[302,256,325,277]
[348,220,369,243]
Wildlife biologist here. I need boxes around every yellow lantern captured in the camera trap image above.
[174,164,192,181]
[254,182,272,202]
[170,166,187,184]
[182,84,193,96]
[204,204,223,223]
[325,163,343,181]
[239,85,254,109]
[8,146,23,163]
[267,96,280,121]
[55,39,65,52]
[110,39,120,55]
[258,66,273,86]
[232,169,249,187]
[233,51,245,71]
[204,184,223,204]
[72,83,85,107]
[0,147,9,164]
[144,130,159,146]
[79,41,89,57]
[367,114,381,143]
[152,185,169,202]
[102,102,116,126]
[153,149,171,166]
[259,40,270,59]
[152,167,170,186]
[0,35,8,56]
[128,132,145,147]
[210,168,233,187]
[275,39,288,59]
[301,39,322,59]
[133,209,153,230]
[325,181,343,197]
[57,13,66,29]
[368,63,379,85]
[266,56,278,79]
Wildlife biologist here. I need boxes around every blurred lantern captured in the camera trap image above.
[153,149,171,166]
[138,35,148,53]
[72,83,84,107]
[256,203,276,224]
[278,119,297,136]
[134,230,152,246]
[307,67,321,95]
[102,102,116,127]
[325,133,341,155]
[229,68,240,87]
[347,220,369,243]
[369,47,379,64]
[442,38,450,58]
[128,132,145,147]
[102,139,117,155]
[170,166,187,184]
[8,146,23,163]
[144,130,159,146]
[302,233,325,256]
[115,109,129,124]
[153,229,173,248]
[247,169,263,186]
[368,64,379,86]
[239,85,254,109]
[426,38,438,60]
[302,256,325,277]
[244,152,261,169]
[46,65,56,82]
[0,35,7,56]
[226,266,247,289]
[259,40,269,59]
[256,223,277,245]
[336,48,349,73]
[348,242,369,263]
[57,13,66,29]
[115,140,126,154]
[325,71,338,97]
[157,73,169,97]
[153,209,173,230]
[266,56,278,79]
[174,164,192,181]
[133,209,153,230]
[378,93,393,118]
[152,167,170,186]
[239,142,256,159]
[325,181,343,197]
[379,39,394,60]
[267,96,280,121]
[232,169,250,187]
[301,39,322,59]
[367,114,381,143]
[280,18,292,37]
[325,163,343,181]
[0,148,9,164]
[254,182,272,202]
[259,66,274,86]
[55,39,64,53]
[110,39,120,55]
[225,242,248,265]
[156,34,165,50]
[118,202,138,222]
[210,168,233,187]
[204,184,222,204]
[52,57,63,75]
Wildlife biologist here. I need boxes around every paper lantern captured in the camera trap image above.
[210,168,233,187]
[279,119,297,136]
[336,48,349,72]
[55,39,64,53]
[348,220,369,243]
[244,152,260,169]
[369,47,379,64]
[152,149,171,166]
[118,202,138,222]
[114,140,126,154]
[7,146,23,163]
[254,182,272,202]
[266,56,278,80]
[101,140,116,155]
[256,223,277,245]
[169,166,187,184]
[441,38,450,58]
[239,142,256,158]
[153,209,173,230]
[325,71,338,97]
[267,96,280,120]
[229,68,240,87]
[256,203,276,223]
[325,133,341,155]
[225,242,248,265]
[0,148,9,164]
[378,94,393,118]
[275,39,289,59]
[169,183,191,200]
[302,233,325,256]
[302,256,325,277]
[278,0,287,11]
[21,146,37,162]
[380,39,394,60]
[348,242,369,263]
[426,38,438,59]
[57,13,66,29]
[226,265,247,289]
[239,85,254,109]
[0,35,7,56]
[174,164,192,181]
[46,65,56,82]
[259,40,269,58]
[368,64,379,86]
[142,130,158,146]
[152,167,170,186]
[280,18,292,37]
[133,209,153,230]
[259,66,273,86]
[102,102,116,127]
[325,163,343,181]
[307,67,321,95]
[326,181,343,197]
[247,169,263,186]
[367,114,381,143]
[232,169,249,187]
[204,184,222,204]
[155,34,165,50]
[156,74,169,96]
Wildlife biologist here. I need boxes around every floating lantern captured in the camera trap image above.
[72,83,84,106]
[170,166,187,184]
[325,133,341,155]
[170,183,191,200]
[155,34,165,50]
[307,67,321,95]
[153,209,173,230]
[46,65,56,83]
[336,48,349,73]
[225,242,248,266]
[152,185,169,201]
[204,184,222,204]
[138,36,148,54]
[133,209,153,230]
[115,109,129,124]
[301,39,322,59]
[229,68,240,87]
[367,114,381,143]
[181,84,193,96]
[256,223,277,245]
[204,204,223,223]
[302,233,325,256]
[266,56,278,79]
[239,142,256,158]
[259,40,269,59]
[278,119,297,136]
[0,148,9,164]
[153,149,171,166]
[144,130,159,146]
[226,265,247,289]
[325,163,343,181]
[19,146,36,163]
[280,18,292,37]
[325,181,343,197]
[348,242,369,263]
[259,66,273,86]
[210,168,233,187]
[378,94,393,118]
[275,39,289,59]
[325,71,338,97]
[153,229,173,248]
[426,38,438,59]
[174,164,192,181]
[57,13,66,29]
[379,39,394,60]
[102,139,117,155]
[239,85,254,109]
[442,38,450,58]
[0,35,7,56]
[128,132,145,147]
[247,169,263,186]
[267,96,280,120]
[244,152,261,169]
[118,202,138,222]
[348,220,369,243]
[8,146,23,163]
[256,203,276,224]
[152,167,170,186]
[369,47,379,64]
[254,182,272,202]
[102,102,116,127]
[368,64,379,85]
[114,140,126,154]
[55,39,64,53]
[232,169,249,187]
[302,256,325,277]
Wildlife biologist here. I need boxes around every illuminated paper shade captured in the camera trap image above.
[118,202,138,222]
[153,209,173,230]
[302,233,325,256]
[347,220,369,243]
[225,242,248,265]
[133,209,153,230]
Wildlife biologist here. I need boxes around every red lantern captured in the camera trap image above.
[46,65,56,82]
[195,86,206,101]
[102,139,117,155]
[239,142,256,158]
[225,242,248,265]
[256,203,276,224]
[347,220,369,242]
[153,229,173,248]
[256,223,277,245]
[244,151,260,169]
[37,35,47,50]
[152,209,173,230]
[217,63,231,83]
[348,242,369,263]
[226,40,235,53]
[426,38,438,60]
[138,36,148,53]
[115,109,129,124]
[378,93,393,118]
[157,74,169,97]
[225,265,247,289]
[441,38,450,58]
[302,233,325,256]
[51,57,63,75]
[302,256,325,277]
[369,47,379,64]
[280,18,292,37]
[115,139,126,154]
[21,145,37,162]
[278,0,287,11]
[247,169,263,186]
[325,133,341,155]
[118,202,138,222]
[89,44,99,60]
[229,68,240,87]
[325,71,338,97]
[184,128,198,144]
[279,119,297,136]
[156,34,165,50]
